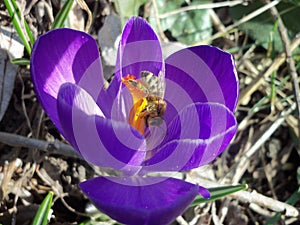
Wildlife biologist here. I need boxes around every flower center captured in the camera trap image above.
[122,73,166,135]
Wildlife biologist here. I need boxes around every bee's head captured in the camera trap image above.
[122,74,137,86]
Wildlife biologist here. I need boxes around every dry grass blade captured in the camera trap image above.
[232,190,299,217]
[262,0,300,151]
[0,158,22,200]
[76,0,92,32]
[151,0,169,42]
[158,0,245,19]
[238,35,300,105]
[194,0,280,45]
[231,103,296,184]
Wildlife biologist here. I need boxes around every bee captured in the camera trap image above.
[122,71,167,133]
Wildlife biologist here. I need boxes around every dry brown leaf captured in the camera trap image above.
[68,1,85,31]
[0,26,24,122]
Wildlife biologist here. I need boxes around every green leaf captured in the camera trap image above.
[149,0,212,45]
[230,1,300,53]
[10,0,35,45]
[190,184,248,207]
[51,0,74,29]
[114,0,149,26]
[11,58,30,65]
[3,0,33,55]
[31,191,53,225]
[283,0,300,5]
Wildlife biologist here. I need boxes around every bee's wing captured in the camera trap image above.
[123,78,149,103]
[157,70,165,98]
[140,71,165,98]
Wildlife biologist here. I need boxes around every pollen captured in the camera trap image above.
[123,74,136,81]
[129,98,148,135]
[122,74,148,134]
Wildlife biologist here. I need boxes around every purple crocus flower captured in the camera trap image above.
[31,17,238,225]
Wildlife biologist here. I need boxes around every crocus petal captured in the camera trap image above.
[97,17,164,120]
[115,17,164,81]
[56,82,103,152]
[79,176,201,225]
[57,83,146,173]
[31,28,104,135]
[141,103,237,172]
[164,46,238,124]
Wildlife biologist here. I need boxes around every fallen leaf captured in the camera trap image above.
[0,26,24,122]
[98,11,121,66]
[98,11,121,79]
[68,1,85,31]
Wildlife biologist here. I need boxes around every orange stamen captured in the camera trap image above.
[122,74,147,134]
[128,98,147,135]
[122,74,136,81]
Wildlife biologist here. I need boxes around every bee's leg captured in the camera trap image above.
[144,115,150,127]
[138,109,148,118]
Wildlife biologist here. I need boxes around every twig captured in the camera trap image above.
[43,1,54,23]
[18,73,32,133]
[88,0,99,33]
[151,0,169,42]
[231,190,299,217]
[210,8,238,48]
[261,150,277,200]
[1,158,22,199]
[60,195,90,217]
[35,107,44,138]
[76,0,92,33]
[194,0,280,45]
[249,203,275,217]
[219,199,230,224]
[262,0,300,151]
[176,216,189,225]
[209,9,226,33]
[231,103,296,183]
[211,202,222,225]
[24,0,38,15]
[0,131,80,158]
[238,35,300,105]
[158,0,245,19]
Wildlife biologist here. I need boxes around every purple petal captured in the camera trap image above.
[164,45,238,124]
[31,28,104,135]
[57,83,146,173]
[79,176,200,225]
[98,17,165,122]
[141,103,237,172]
[199,186,211,199]
[97,78,134,124]
[115,17,164,81]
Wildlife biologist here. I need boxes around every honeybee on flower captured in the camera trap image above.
[122,70,167,134]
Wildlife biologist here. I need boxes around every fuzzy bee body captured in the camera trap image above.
[141,95,166,127]
[122,71,167,131]
[139,71,166,127]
